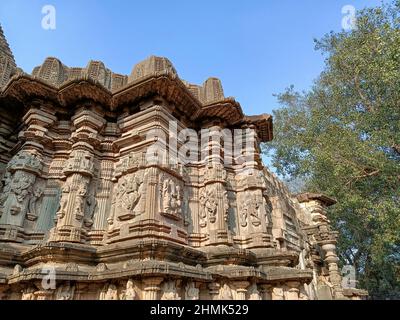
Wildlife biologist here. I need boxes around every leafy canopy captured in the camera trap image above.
[263,0,400,299]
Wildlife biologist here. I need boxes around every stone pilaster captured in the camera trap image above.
[285,281,300,300]
[142,277,163,300]
[232,281,249,300]
[208,283,220,300]
[272,286,285,300]
[260,284,272,300]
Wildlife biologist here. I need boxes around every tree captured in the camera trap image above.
[263,1,400,299]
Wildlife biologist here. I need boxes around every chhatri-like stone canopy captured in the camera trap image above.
[0,23,367,300]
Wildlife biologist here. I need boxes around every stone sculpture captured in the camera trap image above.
[0,23,367,300]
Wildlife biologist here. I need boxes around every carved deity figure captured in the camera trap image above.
[84,191,97,227]
[0,172,36,223]
[11,173,34,204]
[248,283,261,300]
[55,282,75,300]
[75,182,88,221]
[100,284,119,300]
[162,178,182,216]
[218,284,233,300]
[120,279,137,300]
[240,192,261,228]
[26,186,43,221]
[109,172,144,223]
[199,186,218,227]
[161,281,181,300]
[56,182,70,221]
[184,282,199,300]
[0,172,12,216]
[263,193,273,229]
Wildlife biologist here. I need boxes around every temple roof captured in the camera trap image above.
[0,25,14,60]
[0,24,17,86]
[0,24,273,142]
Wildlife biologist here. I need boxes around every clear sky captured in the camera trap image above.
[0,0,389,117]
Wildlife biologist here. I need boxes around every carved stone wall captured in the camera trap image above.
[0,24,367,300]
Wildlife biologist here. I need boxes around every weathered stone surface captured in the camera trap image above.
[0,23,367,300]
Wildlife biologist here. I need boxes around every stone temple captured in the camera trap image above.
[0,23,367,300]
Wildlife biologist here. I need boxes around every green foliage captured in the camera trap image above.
[263,1,400,299]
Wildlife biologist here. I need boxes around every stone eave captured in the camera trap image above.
[241,114,273,142]
[253,248,299,267]
[111,71,202,114]
[1,74,58,104]
[21,242,97,267]
[199,246,257,267]
[193,98,244,125]
[96,239,207,265]
[296,192,337,207]
[262,266,313,282]
[0,73,273,143]
[58,78,112,107]
[205,265,266,280]
[88,260,212,282]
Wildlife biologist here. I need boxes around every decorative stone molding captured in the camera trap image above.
[0,23,367,299]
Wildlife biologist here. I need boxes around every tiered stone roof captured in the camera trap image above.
[0,24,17,86]
[0,23,272,142]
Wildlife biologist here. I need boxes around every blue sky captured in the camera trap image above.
[0,0,389,116]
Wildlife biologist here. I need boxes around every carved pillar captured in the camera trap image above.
[208,283,220,300]
[232,281,249,300]
[203,125,224,165]
[146,167,159,220]
[321,242,345,299]
[271,286,285,300]
[285,281,300,300]
[235,170,273,249]
[260,284,272,300]
[142,277,163,300]
[0,102,55,241]
[201,164,231,246]
[50,107,105,243]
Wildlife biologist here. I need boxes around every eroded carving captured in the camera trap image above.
[109,172,144,223]
[161,177,183,220]
[185,282,199,300]
[100,283,119,300]
[240,191,261,228]
[55,282,75,300]
[161,280,180,300]
[120,279,137,300]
